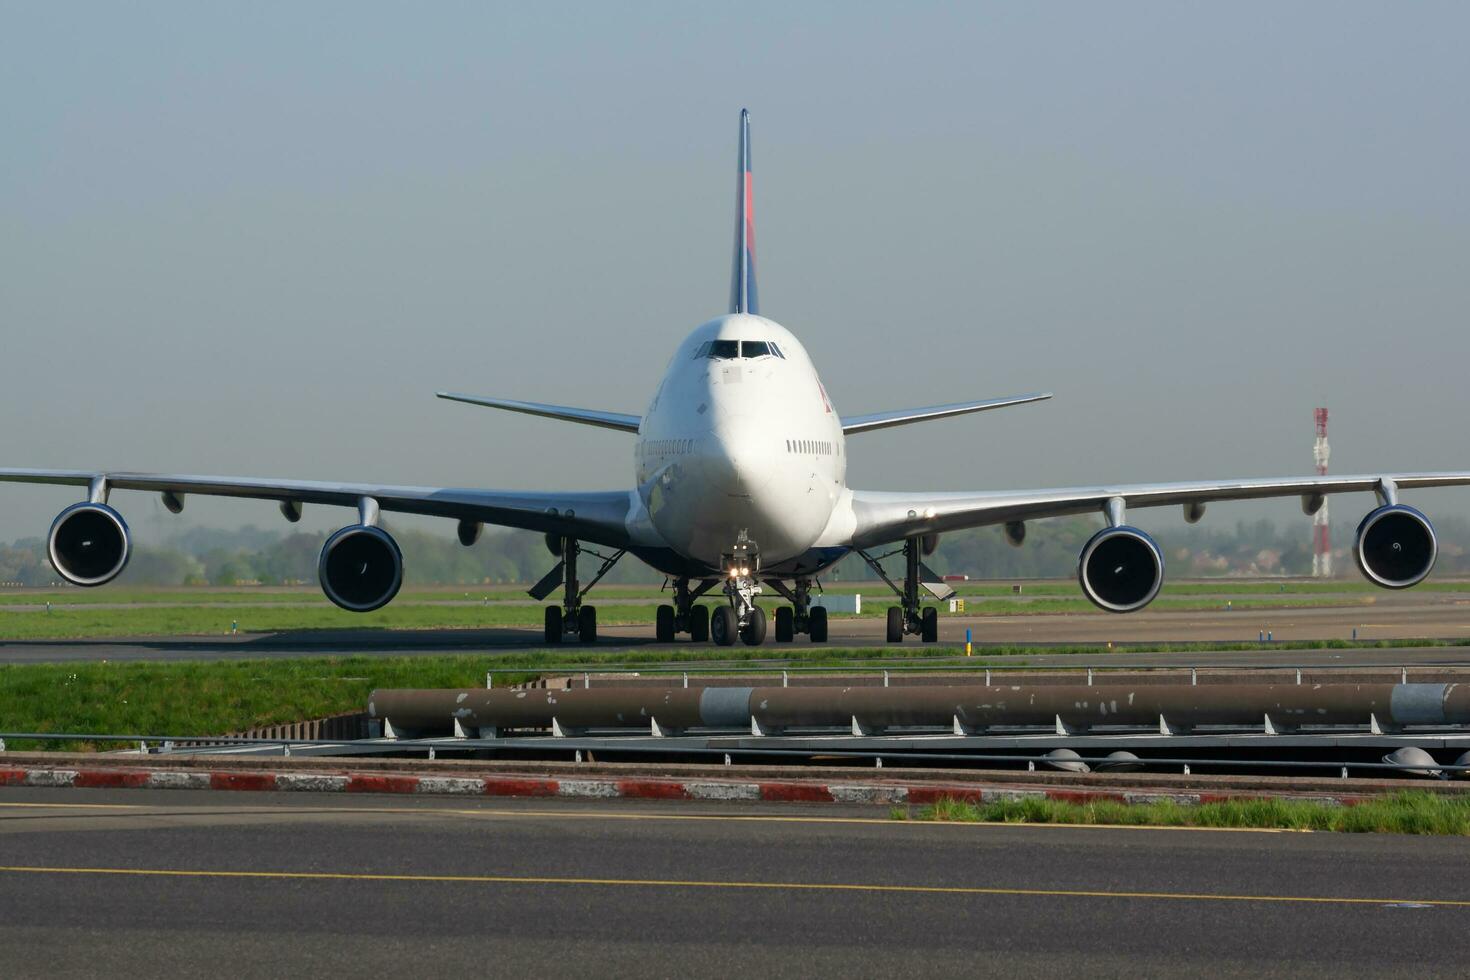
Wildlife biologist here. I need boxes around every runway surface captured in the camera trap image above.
[1,788,1467,977]
[3,591,1469,664]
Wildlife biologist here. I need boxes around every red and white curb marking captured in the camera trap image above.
[0,765,1370,808]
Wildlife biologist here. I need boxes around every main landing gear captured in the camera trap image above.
[530,536,625,645]
[764,576,828,644]
[858,537,954,643]
[655,577,717,643]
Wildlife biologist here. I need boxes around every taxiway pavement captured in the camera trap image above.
[2,591,1468,664]
[0,789,1466,977]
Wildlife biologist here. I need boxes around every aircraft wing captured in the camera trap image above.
[0,469,635,548]
[436,392,641,433]
[849,473,1470,549]
[840,392,1051,435]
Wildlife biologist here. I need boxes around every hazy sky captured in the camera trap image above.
[2,2,1467,544]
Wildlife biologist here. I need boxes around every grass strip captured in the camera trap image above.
[893,791,1470,834]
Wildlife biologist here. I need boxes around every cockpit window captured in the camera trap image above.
[698,339,783,360]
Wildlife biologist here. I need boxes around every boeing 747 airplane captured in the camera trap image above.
[5,111,1467,646]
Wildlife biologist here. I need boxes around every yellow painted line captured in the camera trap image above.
[0,865,1464,907]
[0,801,1297,834]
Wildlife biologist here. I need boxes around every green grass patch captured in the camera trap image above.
[897,791,1470,835]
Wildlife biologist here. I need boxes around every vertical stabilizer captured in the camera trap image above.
[729,109,759,315]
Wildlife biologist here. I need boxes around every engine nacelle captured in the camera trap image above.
[318,525,404,612]
[1354,504,1436,590]
[1077,526,1164,613]
[47,502,132,586]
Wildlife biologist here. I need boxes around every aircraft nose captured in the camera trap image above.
[705,415,777,494]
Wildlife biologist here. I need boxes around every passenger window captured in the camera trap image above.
[740,340,771,358]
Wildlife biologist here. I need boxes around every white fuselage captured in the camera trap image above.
[634,314,848,572]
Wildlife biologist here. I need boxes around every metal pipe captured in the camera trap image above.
[369,683,1470,734]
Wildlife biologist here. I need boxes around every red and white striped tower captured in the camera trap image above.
[1312,407,1331,576]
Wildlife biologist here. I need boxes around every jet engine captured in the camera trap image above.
[1354,505,1436,589]
[318,525,403,612]
[47,502,132,586]
[1077,526,1164,613]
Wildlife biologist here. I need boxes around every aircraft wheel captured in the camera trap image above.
[578,605,598,644]
[741,606,767,646]
[774,607,794,642]
[544,606,563,644]
[921,606,939,643]
[711,605,738,646]
[886,606,904,643]
[655,604,676,642]
[809,605,828,643]
[689,605,710,642]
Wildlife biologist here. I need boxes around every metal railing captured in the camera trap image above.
[485,657,1470,689]
[2,730,1469,779]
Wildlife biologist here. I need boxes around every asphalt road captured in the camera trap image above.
[3,592,1469,664]
[0,788,1467,977]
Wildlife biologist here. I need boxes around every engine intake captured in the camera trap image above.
[47,503,132,586]
[1078,526,1164,613]
[1354,505,1436,589]
[318,525,403,612]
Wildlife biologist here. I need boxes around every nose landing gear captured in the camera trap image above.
[711,557,764,647]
